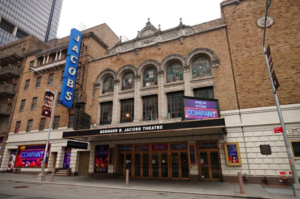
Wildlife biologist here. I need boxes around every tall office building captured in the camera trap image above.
[0,0,63,46]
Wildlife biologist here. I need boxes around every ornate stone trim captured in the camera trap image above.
[117,64,137,79]
[95,69,117,84]
[161,54,186,69]
[186,48,220,67]
[257,15,274,28]
[137,59,161,74]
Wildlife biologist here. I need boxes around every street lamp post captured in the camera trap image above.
[262,1,299,197]
[29,67,58,181]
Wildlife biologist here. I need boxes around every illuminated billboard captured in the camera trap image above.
[182,96,220,120]
[15,145,50,167]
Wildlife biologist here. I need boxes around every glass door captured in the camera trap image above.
[143,153,149,177]
[125,153,132,177]
[134,153,141,177]
[161,153,168,178]
[210,151,221,179]
[171,152,179,178]
[180,152,189,179]
[199,152,210,180]
[118,154,125,176]
[152,153,159,177]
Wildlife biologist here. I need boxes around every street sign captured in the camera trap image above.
[266,45,280,90]
[273,126,283,134]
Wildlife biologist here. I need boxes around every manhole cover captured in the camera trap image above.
[14,186,29,188]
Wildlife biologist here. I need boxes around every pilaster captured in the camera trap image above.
[134,75,142,122]
[112,80,120,124]
[158,70,167,120]
[183,65,192,96]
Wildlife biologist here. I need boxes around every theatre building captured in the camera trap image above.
[1,0,300,184]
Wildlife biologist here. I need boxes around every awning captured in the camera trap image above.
[62,118,226,142]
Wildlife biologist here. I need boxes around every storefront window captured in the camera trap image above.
[167,91,184,118]
[100,102,113,125]
[167,62,183,83]
[143,95,158,121]
[144,67,157,87]
[191,58,212,78]
[103,76,114,94]
[120,99,134,123]
[122,73,134,90]
[135,145,149,151]
[194,87,214,99]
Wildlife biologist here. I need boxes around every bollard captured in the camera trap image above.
[238,172,245,194]
[51,168,55,182]
[126,169,129,187]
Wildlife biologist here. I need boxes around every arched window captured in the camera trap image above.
[166,62,183,83]
[192,58,212,78]
[103,76,114,94]
[122,72,134,90]
[144,67,157,87]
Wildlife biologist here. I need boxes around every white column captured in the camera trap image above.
[0,148,11,171]
[70,150,80,175]
[54,52,58,61]
[134,76,142,122]
[42,56,46,65]
[108,144,117,177]
[112,80,120,124]
[183,65,192,96]
[58,51,62,60]
[88,144,95,174]
[46,54,50,64]
[12,26,18,36]
[158,71,167,120]
[55,147,64,168]
[188,140,199,181]
[34,60,37,67]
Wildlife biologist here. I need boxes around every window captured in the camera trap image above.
[68,114,74,128]
[120,99,134,123]
[167,62,183,83]
[167,91,184,118]
[20,99,26,111]
[24,79,30,90]
[290,141,300,158]
[122,73,134,90]
[61,70,64,82]
[48,73,54,85]
[26,120,33,132]
[76,67,81,80]
[192,58,212,78]
[143,95,158,121]
[39,118,46,131]
[31,97,37,110]
[53,116,60,130]
[194,87,214,99]
[36,76,41,88]
[144,67,157,87]
[29,60,34,68]
[73,89,78,103]
[100,102,113,125]
[103,76,114,94]
[15,121,21,133]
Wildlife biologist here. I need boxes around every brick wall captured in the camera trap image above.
[222,0,300,109]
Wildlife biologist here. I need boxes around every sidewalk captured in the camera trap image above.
[0,173,296,199]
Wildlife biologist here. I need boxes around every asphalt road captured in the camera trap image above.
[0,181,256,199]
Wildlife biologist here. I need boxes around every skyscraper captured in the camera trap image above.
[0,0,63,46]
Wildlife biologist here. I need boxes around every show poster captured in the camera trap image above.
[225,143,241,166]
[15,145,49,167]
[183,97,219,120]
[41,90,55,117]
[63,148,72,169]
[94,145,109,173]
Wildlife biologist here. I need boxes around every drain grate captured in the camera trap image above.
[14,186,29,188]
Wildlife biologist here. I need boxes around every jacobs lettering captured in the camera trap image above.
[72,45,79,54]
[65,92,72,100]
[70,55,77,64]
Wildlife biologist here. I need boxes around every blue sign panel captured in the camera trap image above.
[59,28,82,108]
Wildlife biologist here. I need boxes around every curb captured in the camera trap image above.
[0,179,273,199]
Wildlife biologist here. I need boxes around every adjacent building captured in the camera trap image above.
[0,0,63,46]
[0,0,299,185]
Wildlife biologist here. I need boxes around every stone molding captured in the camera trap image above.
[95,68,117,84]
[161,54,187,69]
[137,59,161,74]
[186,48,220,67]
[117,64,138,79]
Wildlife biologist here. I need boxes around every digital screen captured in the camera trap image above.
[15,145,49,167]
[183,97,219,120]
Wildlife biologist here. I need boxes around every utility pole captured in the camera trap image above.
[262,0,299,197]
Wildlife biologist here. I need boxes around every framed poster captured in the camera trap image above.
[224,142,242,166]
[290,140,300,158]
[63,148,71,169]
[189,144,196,165]
[94,145,109,173]
[15,145,50,168]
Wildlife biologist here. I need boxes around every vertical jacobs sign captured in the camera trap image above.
[60,28,82,108]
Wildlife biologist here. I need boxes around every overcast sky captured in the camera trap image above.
[57,0,224,41]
